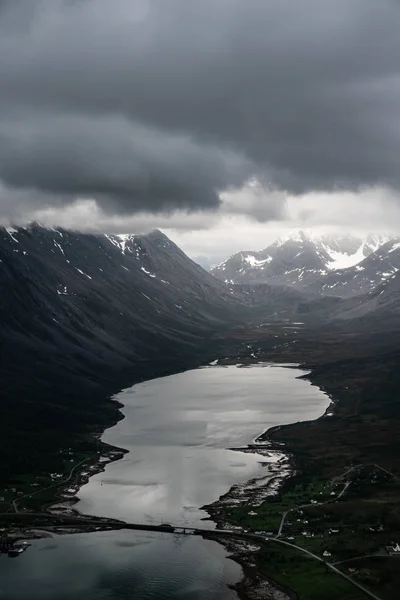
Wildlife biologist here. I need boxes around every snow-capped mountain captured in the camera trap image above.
[211,231,393,289]
[0,223,252,481]
[305,238,400,297]
[0,223,262,410]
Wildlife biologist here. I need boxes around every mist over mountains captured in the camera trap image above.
[211,231,396,293]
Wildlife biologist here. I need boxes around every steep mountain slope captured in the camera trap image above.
[305,238,400,297]
[291,264,400,331]
[328,269,400,327]
[211,231,391,287]
[0,224,250,482]
[2,224,396,486]
[0,226,242,369]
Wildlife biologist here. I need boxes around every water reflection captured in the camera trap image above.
[0,530,240,600]
[77,365,329,526]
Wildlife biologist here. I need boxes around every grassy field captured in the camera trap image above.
[226,476,330,534]
[0,448,100,513]
[256,543,370,600]
[215,328,400,599]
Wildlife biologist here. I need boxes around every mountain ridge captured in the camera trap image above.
[211,230,395,292]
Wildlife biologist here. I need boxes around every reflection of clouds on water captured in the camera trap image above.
[0,531,241,600]
[113,540,152,548]
[38,543,59,551]
[77,365,328,527]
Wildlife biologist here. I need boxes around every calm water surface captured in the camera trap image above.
[1,364,329,600]
[77,365,329,526]
[0,530,240,600]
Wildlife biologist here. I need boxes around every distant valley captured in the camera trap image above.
[2,225,400,600]
[2,224,400,488]
[210,230,400,330]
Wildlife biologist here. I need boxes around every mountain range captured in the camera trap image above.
[211,231,397,295]
[0,224,251,481]
[2,224,400,484]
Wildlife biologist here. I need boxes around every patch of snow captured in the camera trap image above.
[141,266,156,277]
[121,265,130,271]
[326,244,366,270]
[53,240,65,256]
[75,267,92,279]
[244,254,272,267]
[5,227,19,243]
[105,233,137,254]
[161,279,169,284]
[141,293,151,300]
[388,242,400,253]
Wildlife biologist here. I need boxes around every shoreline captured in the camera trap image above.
[44,440,128,518]
[52,360,330,600]
[200,360,332,600]
[9,360,329,600]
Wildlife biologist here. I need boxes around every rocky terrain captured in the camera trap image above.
[211,231,393,290]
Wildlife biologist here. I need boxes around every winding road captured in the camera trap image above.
[276,463,365,538]
[6,460,391,600]
[12,454,96,513]
[2,510,383,600]
[271,538,383,600]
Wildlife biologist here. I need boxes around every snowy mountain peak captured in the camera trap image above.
[271,231,393,270]
[104,233,137,254]
[211,230,396,288]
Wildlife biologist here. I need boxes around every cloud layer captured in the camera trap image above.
[1,0,400,219]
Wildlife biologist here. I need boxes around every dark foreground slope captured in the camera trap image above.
[0,225,248,483]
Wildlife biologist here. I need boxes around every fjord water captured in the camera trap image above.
[1,530,240,600]
[0,365,329,600]
[77,365,329,525]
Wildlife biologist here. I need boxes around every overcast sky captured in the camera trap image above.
[1,0,400,261]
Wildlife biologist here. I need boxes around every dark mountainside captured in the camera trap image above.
[0,224,252,482]
[1,223,400,490]
[3,225,400,599]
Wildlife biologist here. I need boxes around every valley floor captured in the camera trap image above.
[204,325,400,600]
[2,324,400,600]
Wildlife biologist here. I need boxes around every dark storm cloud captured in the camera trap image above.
[0,115,249,214]
[1,0,400,216]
